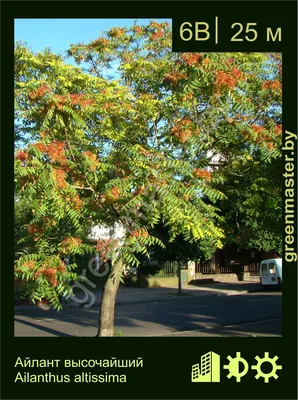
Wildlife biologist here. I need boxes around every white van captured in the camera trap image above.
[259,258,282,287]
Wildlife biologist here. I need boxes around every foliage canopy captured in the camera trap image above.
[15,21,282,308]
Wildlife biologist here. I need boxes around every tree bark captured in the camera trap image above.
[97,260,122,337]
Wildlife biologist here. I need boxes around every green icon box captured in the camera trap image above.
[191,351,282,383]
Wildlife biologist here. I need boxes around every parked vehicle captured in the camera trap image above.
[259,258,282,287]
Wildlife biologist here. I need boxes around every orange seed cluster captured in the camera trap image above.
[35,266,58,287]
[110,187,120,200]
[132,26,143,35]
[172,118,197,143]
[96,238,119,262]
[261,80,282,91]
[52,168,67,189]
[22,261,36,269]
[33,141,67,165]
[29,84,51,100]
[131,229,149,238]
[61,237,82,254]
[89,38,110,48]
[15,150,28,162]
[83,151,100,171]
[215,71,237,90]
[181,53,202,66]
[109,28,125,38]
[193,168,212,181]
[163,71,187,85]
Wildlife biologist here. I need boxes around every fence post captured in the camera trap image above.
[137,264,140,288]
[188,261,195,282]
[178,262,182,295]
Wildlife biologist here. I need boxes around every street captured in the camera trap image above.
[14,291,282,337]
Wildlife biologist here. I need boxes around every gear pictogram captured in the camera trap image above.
[251,352,282,383]
[224,352,249,382]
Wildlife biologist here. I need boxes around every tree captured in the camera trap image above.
[146,222,218,263]
[207,54,282,254]
[212,156,282,255]
[14,22,282,336]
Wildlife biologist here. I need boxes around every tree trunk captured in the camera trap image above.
[97,260,122,337]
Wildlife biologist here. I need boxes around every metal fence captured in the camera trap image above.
[195,261,212,275]
[195,261,260,275]
[140,260,187,278]
[140,259,260,277]
[246,262,260,276]
[195,261,244,274]
[219,264,244,273]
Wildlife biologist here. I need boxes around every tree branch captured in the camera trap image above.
[64,122,76,162]
[70,185,94,192]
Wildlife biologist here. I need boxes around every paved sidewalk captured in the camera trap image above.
[15,281,263,311]
[151,317,282,337]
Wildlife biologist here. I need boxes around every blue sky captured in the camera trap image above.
[15,19,171,56]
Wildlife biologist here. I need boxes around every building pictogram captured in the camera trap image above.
[191,351,220,383]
